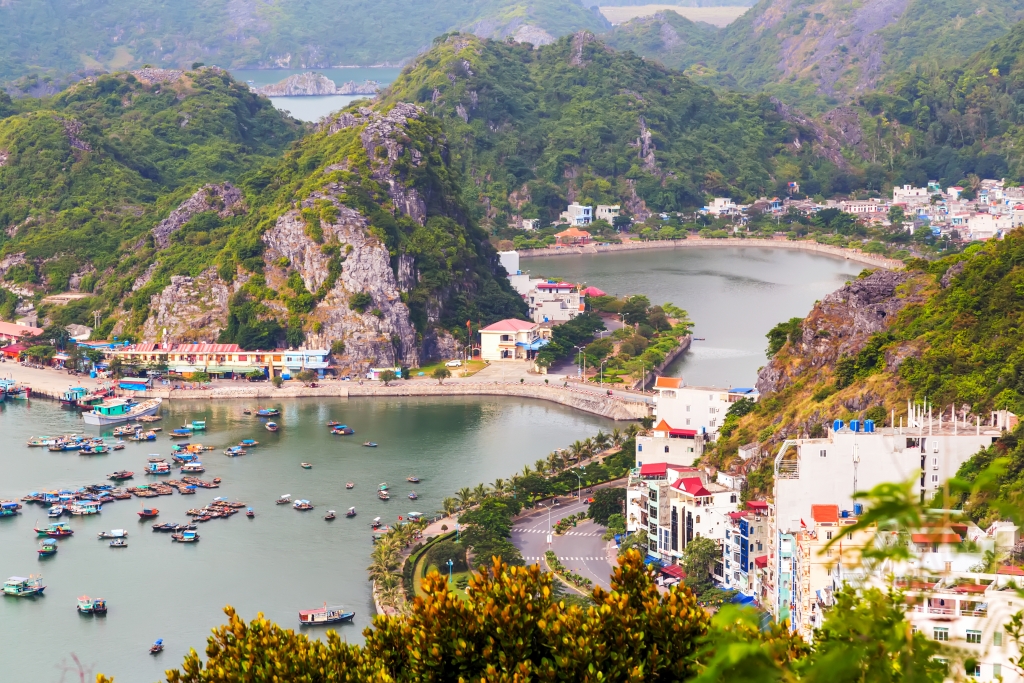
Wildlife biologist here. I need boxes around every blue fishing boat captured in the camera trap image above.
[265,421,279,432]
[299,603,354,626]
[47,506,64,518]
[3,575,45,597]
[38,539,58,557]
[255,408,280,417]
[239,439,259,447]
[331,425,355,435]
[83,398,162,426]
[150,639,164,654]
[224,446,246,457]
[146,462,171,475]
[0,501,21,517]
[189,420,207,431]
[170,428,192,439]
[60,387,88,406]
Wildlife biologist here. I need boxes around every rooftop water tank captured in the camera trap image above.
[850,419,860,433]
[853,503,863,516]
[840,510,849,518]
[864,419,875,433]
[833,420,844,432]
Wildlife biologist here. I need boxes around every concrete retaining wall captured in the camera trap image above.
[520,238,904,270]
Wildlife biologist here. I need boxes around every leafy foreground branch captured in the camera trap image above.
[97,550,972,683]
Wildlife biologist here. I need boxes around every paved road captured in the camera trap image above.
[511,495,618,590]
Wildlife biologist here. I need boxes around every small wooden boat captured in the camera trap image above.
[109,471,134,481]
[408,492,418,500]
[276,495,291,505]
[377,490,390,501]
[111,442,126,451]
[137,508,159,519]
[170,428,192,439]
[331,426,355,435]
[146,462,171,475]
[68,501,102,515]
[180,463,205,473]
[406,476,420,483]
[45,524,74,538]
[79,444,109,455]
[239,439,259,447]
[327,421,341,427]
[363,442,378,447]
[255,408,280,417]
[265,422,279,432]
[242,408,252,415]
[301,462,312,469]
[150,639,164,655]
[109,538,127,548]
[246,508,254,518]
[78,595,102,613]
[345,507,356,518]
[189,420,207,431]
[298,603,354,626]
[224,446,247,457]
[345,482,355,489]
[98,529,127,539]
[293,499,314,510]
[371,517,382,529]
[378,482,389,491]
[172,530,199,543]
[47,506,64,518]
[152,522,177,532]
[128,431,157,442]
[324,510,336,520]
[112,425,138,436]
[38,539,58,556]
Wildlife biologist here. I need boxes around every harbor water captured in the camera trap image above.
[0,396,613,681]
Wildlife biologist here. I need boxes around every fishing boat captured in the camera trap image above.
[38,539,58,557]
[83,398,162,426]
[265,421,279,432]
[406,476,420,483]
[60,387,88,406]
[407,512,424,521]
[109,538,127,548]
[68,501,102,515]
[150,639,164,655]
[242,408,252,415]
[378,483,389,491]
[371,517,382,529]
[43,523,73,538]
[276,495,291,505]
[293,499,314,511]
[98,529,127,539]
[246,508,254,518]
[137,508,159,519]
[171,530,199,542]
[255,408,280,417]
[152,522,178,532]
[324,510,336,520]
[108,470,134,481]
[239,439,259,448]
[49,441,82,452]
[377,490,390,501]
[298,603,354,626]
[180,463,205,473]
[112,425,138,437]
[79,443,109,455]
[300,462,312,469]
[0,500,22,517]
[78,595,100,613]
[363,442,378,447]
[408,492,418,500]
[148,456,167,463]
[128,431,158,442]
[27,434,78,447]
[3,575,45,597]
[146,462,171,475]
[47,506,64,518]
[111,442,126,451]
[326,421,341,427]
[170,428,192,439]
[345,507,356,518]
[224,446,247,457]
[188,420,206,431]
[331,426,355,435]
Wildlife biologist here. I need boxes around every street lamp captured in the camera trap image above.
[572,467,585,502]
[447,558,454,583]
[600,358,609,386]
[572,345,584,379]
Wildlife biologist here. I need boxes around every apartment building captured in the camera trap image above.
[527,282,582,323]
[652,377,758,441]
[722,501,770,599]
[109,343,330,378]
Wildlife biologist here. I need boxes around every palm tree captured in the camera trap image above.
[378,582,404,609]
[456,487,473,509]
[547,452,560,473]
[594,430,610,450]
[611,428,623,447]
[492,478,506,496]
[535,458,548,475]
[520,464,532,478]
[441,497,458,517]
[473,483,488,502]
[625,423,641,439]
[569,441,585,463]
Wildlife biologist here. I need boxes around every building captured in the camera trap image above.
[559,203,593,226]
[554,227,592,245]
[478,319,550,362]
[768,407,1004,621]
[839,199,886,215]
[522,219,540,231]
[595,205,621,223]
[722,501,770,600]
[0,320,43,343]
[652,377,759,441]
[65,324,92,342]
[705,198,737,216]
[498,250,545,297]
[109,343,330,378]
[527,282,582,323]
[967,213,1013,241]
[893,184,931,205]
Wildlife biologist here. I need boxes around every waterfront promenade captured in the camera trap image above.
[519,237,905,270]
[0,362,654,421]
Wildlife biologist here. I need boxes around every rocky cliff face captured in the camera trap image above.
[140,268,234,343]
[152,183,244,249]
[255,72,382,97]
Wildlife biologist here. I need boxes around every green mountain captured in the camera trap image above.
[605,0,1024,109]
[0,0,607,86]
[378,32,828,226]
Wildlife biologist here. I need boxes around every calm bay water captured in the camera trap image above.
[0,397,612,682]
[229,67,402,122]
[524,246,864,387]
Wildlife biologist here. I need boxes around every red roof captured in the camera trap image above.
[480,319,537,333]
[536,282,575,290]
[0,321,43,338]
[582,286,606,297]
[954,583,988,594]
[654,377,682,389]
[672,477,710,497]
[661,564,686,579]
[911,533,962,544]
[811,505,839,524]
[126,343,160,352]
[746,501,769,510]
[998,565,1024,576]
[639,462,669,477]
[169,343,242,353]
[555,227,591,238]
[1,343,28,356]
[754,555,768,568]
[669,429,697,437]
[653,419,673,431]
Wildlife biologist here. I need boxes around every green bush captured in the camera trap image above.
[425,539,468,574]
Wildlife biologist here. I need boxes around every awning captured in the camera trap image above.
[669,429,697,438]
[515,338,550,351]
[644,555,664,567]
[661,564,686,579]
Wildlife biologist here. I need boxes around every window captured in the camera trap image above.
[932,457,938,468]
[993,664,1002,678]
[820,449,827,458]
[686,405,691,412]
[994,631,1003,647]
[931,474,939,483]
[933,627,949,642]
[966,630,981,644]
[968,663,980,677]
[710,418,717,427]
[696,515,701,524]
[826,531,833,540]
[730,494,737,503]
[686,419,691,425]
[825,549,833,558]
[933,442,939,453]
[664,446,669,453]
[638,444,643,452]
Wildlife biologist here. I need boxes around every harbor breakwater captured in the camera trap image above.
[520,238,904,270]
[133,381,651,421]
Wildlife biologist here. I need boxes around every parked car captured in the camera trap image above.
[445,360,462,368]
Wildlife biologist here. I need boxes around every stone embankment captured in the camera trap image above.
[520,238,904,270]
[136,381,651,420]
[635,335,690,390]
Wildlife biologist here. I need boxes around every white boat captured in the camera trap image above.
[98,529,127,539]
[180,462,205,473]
[68,501,102,515]
[83,398,162,426]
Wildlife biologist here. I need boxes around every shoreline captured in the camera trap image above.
[519,237,905,270]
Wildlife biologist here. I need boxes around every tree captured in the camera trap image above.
[271,375,283,388]
[379,370,396,386]
[682,536,719,590]
[108,356,123,378]
[294,369,317,384]
[588,487,626,526]
[887,205,907,229]
[766,317,803,358]
[431,366,451,384]
[441,497,457,517]
[621,295,651,325]
[455,487,473,509]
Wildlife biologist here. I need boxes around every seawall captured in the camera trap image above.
[635,335,691,390]
[519,238,904,270]
[136,381,651,421]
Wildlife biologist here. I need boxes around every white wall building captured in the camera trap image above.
[893,184,931,205]
[705,198,737,216]
[595,204,621,223]
[967,213,1014,241]
[498,250,545,296]
[527,282,582,323]
[652,377,758,441]
[478,319,550,361]
[559,203,593,226]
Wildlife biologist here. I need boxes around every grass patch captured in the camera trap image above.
[409,360,487,378]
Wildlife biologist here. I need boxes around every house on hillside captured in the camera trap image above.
[559,203,593,226]
[478,319,550,362]
[527,282,582,323]
[0,320,43,343]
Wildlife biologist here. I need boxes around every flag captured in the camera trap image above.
[800,518,807,528]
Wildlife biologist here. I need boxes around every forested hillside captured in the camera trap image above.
[605,0,1024,109]
[378,32,835,226]
[0,0,607,86]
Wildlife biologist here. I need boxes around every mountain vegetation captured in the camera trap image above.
[379,32,833,226]
[0,0,607,86]
[605,0,1024,110]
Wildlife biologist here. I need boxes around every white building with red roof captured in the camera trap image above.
[478,319,550,362]
[527,281,582,323]
[652,376,759,442]
[0,320,43,343]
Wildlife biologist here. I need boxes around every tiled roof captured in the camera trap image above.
[811,504,839,524]
[0,321,43,337]
[170,343,242,353]
[672,477,709,497]
[480,319,537,333]
[639,462,668,477]
[654,377,682,389]
[911,533,962,544]
[998,565,1024,576]
[555,227,591,238]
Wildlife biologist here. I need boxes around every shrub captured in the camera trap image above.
[349,291,372,313]
[425,539,468,573]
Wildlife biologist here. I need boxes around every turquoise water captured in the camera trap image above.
[230,67,402,122]
[0,396,612,681]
